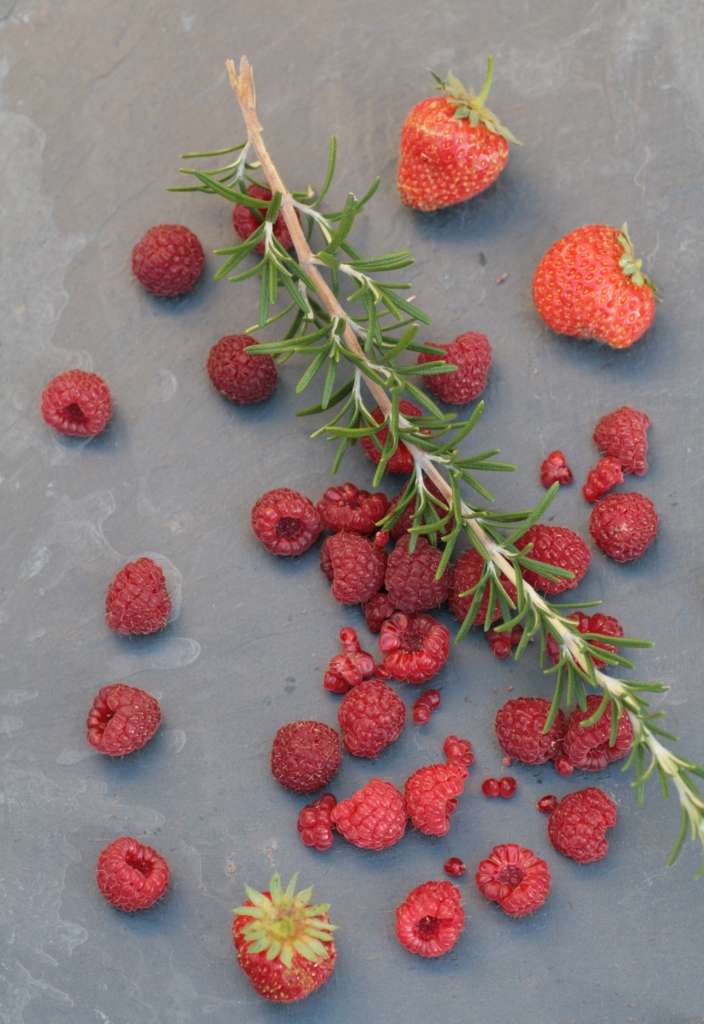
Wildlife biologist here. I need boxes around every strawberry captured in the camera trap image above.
[532,223,658,349]
[397,58,520,213]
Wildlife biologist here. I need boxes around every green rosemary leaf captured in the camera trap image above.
[228,260,267,284]
[580,693,610,728]
[666,809,690,867]
[296,349,330,393]
[246,300,297,332]
[311,136,337,208]
[347,252,415,273]
[266,190,283,223]
[582,634,655,650]
[331,436,349,474]
[316,250,341,271]
[323,194,358,255]
[320,356,339,410]
[458,473,495,502]
[257,261,272,328]
[181,141,247,159]
[505,483,559,545]
[544,669,565,731]
[515,554,575,580]
[403,360,457,376]
[277,267,313,314]
[298,379,354,417]
[399,380,445,419]
[354,176,381,211]
[378,324,420,363]
[375,287,432,325]
[455,582,489,642]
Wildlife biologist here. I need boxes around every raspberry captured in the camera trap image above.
[206,334,277,404]
[337,678,406,757]
[362,591,398,633]
[443,857,466,877]
[323,626,376,694]
[360,401,422,474]
[475,844,551,917]
[386,477,454,540]
[536,795,559,814]
[547,787,617,863]
[320,532,387,604]
[405,762,468,836]
[232,183,301,253]
[270,721,341,793]
[251,487,322,556]
[297,793,337,851]
[540,450,573,488]
[498,776,517,798]
[316,483,389,535]
[582,456,624,502]
[105,557,172,635]
[593,406,650,476]
[546,612,623,671]
[330,778,407,849]
[562,694,633,771]
[589,491,658,562]
[494,697,567,766]
[86,684,161,756]
[417,332,492,404]
[515,524,591,594]
[395,880,464,957]
[448,548,517,626]
[385,534,450,613]
[482,778,500,798]
[41,369,112,437]
[96,836,169,911]
[377,612,450,684]
[412,688,441,724]
[487,625,525,659]
[132,224,205,296]
[443,735,474,767]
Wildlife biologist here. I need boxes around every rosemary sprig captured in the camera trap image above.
[178,55,704,878]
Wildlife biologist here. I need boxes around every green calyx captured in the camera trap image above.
[431,56,522,145]
[617,223,659,298]
[234,873,337,970]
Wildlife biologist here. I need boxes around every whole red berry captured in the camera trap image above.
[251,487,322,557]
[589,491,658,562]
[481,778,500,798]
[443,735,474,767]
[540,450,573,488]
[361,590,398,633]
[41,369,112,438]
[330,778,407,850]
[448,548,517,626]
[105,557,172,635]
[386,476,454,540]
[443,857,466,877]
[475,843,551,917]
[96,836,169,911]
[593,406,650,476]
[498,776,517,798]
[270,721,341,793]
[582,457,624,503]
[536,795,559,814]
[360,401,422,474]
[132,224,205,296]
[337,678,406,758]
[547,787,617,863]
[562,695,633,771]
[316,483,389,535]
[207,334,277,404]
[320,532,387,604]
[378,611,450,684]
[385,534,450,613]
[232,184,301,253]
[86,684,161,756]
[405,762,468,836]
[515,524,591,594]
[297,793,338,852]
[494,697,567,766]
[546,612,623,671]
[395,880,464,957]
[417,332,492,404]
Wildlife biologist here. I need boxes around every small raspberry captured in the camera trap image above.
[337,678,406,757]
[475,844,551,917]
[86,684,161,756]
[316,483,389,535]
[515,524,591,594]
[251,487,322,557]
[360,401,422,474]
[443,735,474,767]
[589,491,658,562]
[377,612,450,684]
[536,795,559,814]
[448,548,517,626]
[132,224,205,296]
[562,694,633,771]
[546,612,623,671]
[320,532,387,604]
[41,369,112,437]
[405,762,468,836]
[96,836,169,911]
[547,787,617,863]
[232,183,301,253]
[540,450,573,488]
[412,688,441,724]
[494,697,567,766]
[385,534,450,613]
[487,625,525,659]
[417,332,492,404]
[207,334,277,404]
[105,557,172,635]
[482,778,500,798]
[270,721,341,793]
[297,793,338,851]
[582,456,624,502]
[386,477,454,540]
[330,778,407,849]
[593,406,650,476]
[395,880,464,957]
[323,626,376,694]
[362,591,398,633]
[498,776,517,798]
[443,857,466,877]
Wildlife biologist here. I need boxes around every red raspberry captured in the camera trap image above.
[546,612,623,671]
[323,626,376,694]
[540,450,573,488]
[297,793,338,851]
[330,778,407,849]
[482,778,500,798]
[448,548,517,626]
[361,591,398,633]
[206,334,277,405]
[316,483,389,535]
[96,836,169,911]
[562,694,633,771]
[270,720,341,793]
[405,762,468,836]
[487,625,525,659]
[105,557,172,635]
[475,844,551,917]
[337,678,406,757]
[386,477,454,540]
[232,183,301,253]
[385,534,450,613]
[536,795,559,814]
[360,401,423,474]
[494,697,567,766]
[377,612,450,684]
[132,224,205,296]
[417,332,492,404]
[498,776,517,798]
[395,880,464,957]
[251,487,322,557]
[86,684,161,756]
[443,857,466,877]
[515,524,591,594]
[582,456,624,502]
[547,787,617,863]
[443,735,474,767]
[593,406,650,476]
[41,369,112,437]
[320,532,387,604]
[589,491,658,562]
[412,688,441,724]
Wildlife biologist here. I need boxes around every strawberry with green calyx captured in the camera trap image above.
[232,873,337,1002]
[397,57,521,212]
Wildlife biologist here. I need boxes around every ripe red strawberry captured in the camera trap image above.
[377,611,450,684]
[405,762,468,836]
[589,491,658,562]
[562,694,633,771]
[398,59,519,212]
[532,223,657,349]
[41,369,112,437]
[297,793,337,852]
[251,487,322,556]
[86,683,161,756]
[270,721,341,793]
[232,184,301,253]
[207,334,277,404]
[320,531,387,604]
[316,482,389,535]
[385,534,450,613]
[105,557,172,635]
[233,873,336,1003]
[416,332,492,404]
[331,778,407,849]
[475,844,551,916]
[395,880,464,957]
[337,678,406,758]
[593,406,650,476]
[547,787,617,863]
[132,224,205,296]
[96,836,169,911]
[515,524,591,594]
